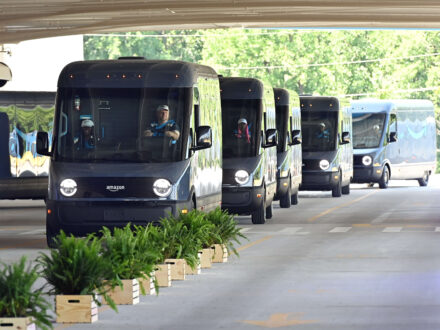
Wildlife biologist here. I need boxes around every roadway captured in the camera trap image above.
[1,176,440,329]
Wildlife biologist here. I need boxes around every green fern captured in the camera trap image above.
[37,231,117,312]
[0,256,53,329]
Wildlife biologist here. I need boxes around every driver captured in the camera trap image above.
[144,105,180,143]
[74,119,95,150]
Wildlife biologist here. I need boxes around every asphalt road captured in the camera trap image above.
[1,176,439,330]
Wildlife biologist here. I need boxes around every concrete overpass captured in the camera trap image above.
[2,1,440,45]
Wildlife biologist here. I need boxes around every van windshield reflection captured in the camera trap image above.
[352,113,386,149]
[301,111,337,152]
[54,88,189,163]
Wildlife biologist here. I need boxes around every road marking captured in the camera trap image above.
[237,236,272,252]
[371,211,392,224]
[18,229,46,235]
[279,227,302,234]
[383,227,403,232]
[435,227,440,232]
[242,313,318,327]
[329,227,352,233]
[307,190,379,222]
[239,227,251,233]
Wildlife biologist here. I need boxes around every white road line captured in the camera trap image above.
[435,227,440,232]
[239,228,251,233]
[279,227,303,234]
[382,227,403,233]
[18,229,46,236]
[329,227,352,233]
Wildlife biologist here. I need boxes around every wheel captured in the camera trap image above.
[251,190,266,224]
[279,180,291,208]
[291,187,299,205]
[265,202,273,219]
[46,222,58,249]
[342,184,350,195]
[417,172,429,187]
[332,173,342,197]
[379,166,390,189]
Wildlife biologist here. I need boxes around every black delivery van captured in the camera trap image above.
[273,88,302,208]
[300,96,353,197]
[220,77,278,224]
[351,99,437,188]
[37,59,223,246]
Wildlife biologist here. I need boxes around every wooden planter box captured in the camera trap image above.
[185,252,201,275]
[200,248,213,268]
[212,244,228,263]
[56,295,98,323]
[155,264,171,287]
[104,279,139,305]
[0,317,35,329]
[137,272,156,295]
[165,259,186,280]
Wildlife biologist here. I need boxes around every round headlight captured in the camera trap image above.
[319,159,330,170]
[153,179,172,197]
[235,170,250,185]
[60,179,77,197]
[362,155,373,166]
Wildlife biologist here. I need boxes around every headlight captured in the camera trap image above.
[153,179,172,197]
[319,159,330,170]
[60,179,77,197]
[362,155,373,166]
[235,170,250,185]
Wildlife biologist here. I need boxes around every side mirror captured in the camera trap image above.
[341,131,350,145]
[389,131,398,143]
[191,126,212,151]
[263,128,278,148]
[37,132,51,156]
[289,129,302,146]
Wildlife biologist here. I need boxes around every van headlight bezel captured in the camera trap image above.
[319,159,330,170]
[362,155,373,166]
[235,170,250,185]
[153,178,172,197]
[59,178,77,197]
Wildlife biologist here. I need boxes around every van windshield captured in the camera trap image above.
[352,112,386,149]
[301,111,338,152]
[54,87,189,163]
[276,106,288,153]
[221,99,260,158]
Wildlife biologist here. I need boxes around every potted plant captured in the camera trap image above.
[178,210,220,269]
[205,208,248,262]
[37,231,115,324]
[100,224,156,304]
[0,256,52,329]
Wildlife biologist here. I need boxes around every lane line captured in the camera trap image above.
[307,190,379,222]
[435,227,440,232]
[383,227,403,233]
[19,229,46,236]
[329,227,352,233]
[279,227,302,234]
[237,236,273,252]
[239,227,251,233]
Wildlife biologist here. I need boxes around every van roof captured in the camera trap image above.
[58,59,218,88]
[219,77,264,100]
[351,99,434,113]
[300,96,340,112]
[274,88,289,106]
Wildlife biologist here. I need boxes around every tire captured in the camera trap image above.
[332,173,342,197]
[251,190,266,224]
[418,172,429,187]
[279,180,291,208]
[265,201,273,219]
[379,166,390,189]
[342,184,350,195]
[291,191,298,205]
[46,222,58,249]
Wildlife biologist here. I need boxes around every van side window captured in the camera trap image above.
[389,114,397,133]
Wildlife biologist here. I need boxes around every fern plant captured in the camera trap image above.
[178,209,220,249]
[204,208,248,256]
[100,224,158,295]
[0,256,52,329]
[37,231,117,311]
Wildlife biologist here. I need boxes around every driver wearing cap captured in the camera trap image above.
[234,118,251,143]
[144,105,180,142]
[74,119,95,150]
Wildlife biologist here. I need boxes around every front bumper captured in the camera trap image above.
[300,170,340,191]
[46,199,191,236]
[352,166,383,183]
[221,185,264,215]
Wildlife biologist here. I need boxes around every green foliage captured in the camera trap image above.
[0,256,52,329]
[205,208,248,256]
[37,231,117,311]
[437,151,440,173]
[100,224,157,294]
[178,210,220,249]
